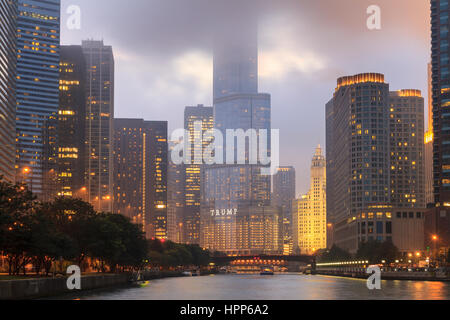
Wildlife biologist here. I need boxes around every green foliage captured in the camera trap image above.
[0,178,148,275]
[356,240,400,264]
[317,245,352,263]
[147,240,211,267]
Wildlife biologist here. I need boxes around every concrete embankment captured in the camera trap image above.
[0,271,189,300]
[315,270,450,282]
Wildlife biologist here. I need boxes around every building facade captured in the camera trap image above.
[113,119,168,239]
[201,20,280,255]
[82,40,114,212]
[57,46,86,198]
[15,0,60,198]
[425,63,434,206]
[292,146,327,255]
[389,90,425,209]
[183,104,213,244]
[0,0,17,183]
[273,166,296,255]
[167,140,185,243]
[326,73,390,253]
[326,73,426,254]
[426,0,450,251]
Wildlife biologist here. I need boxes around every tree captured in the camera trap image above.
[317,245,352,263]
[0,178,36,275]
[42,197,97,269]
[356,240,400,264]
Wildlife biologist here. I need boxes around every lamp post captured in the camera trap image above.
[432,235,439,266]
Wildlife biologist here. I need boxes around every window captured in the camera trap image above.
[377,221,383,234]
[386,222,392,234]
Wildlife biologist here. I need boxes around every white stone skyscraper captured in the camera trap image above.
[293,146,327,255]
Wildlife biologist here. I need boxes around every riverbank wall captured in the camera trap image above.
[0,270,194,300]
[315,270,450,282]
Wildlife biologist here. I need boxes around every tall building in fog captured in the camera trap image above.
[15,0,60,198]
[0,0,17,183]
[389,90,425,208]
[201,19,280,255]
[426,0,450,251]
[292,146,326,255]
[425,63,434,206]
[113,119,168,239]
[184,105,213,244]
[57,46,86,198]
[327,73,426,254]
[82,40,114,212]
[273,166,296,255]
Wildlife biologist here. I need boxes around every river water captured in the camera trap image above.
[58,274,450,300]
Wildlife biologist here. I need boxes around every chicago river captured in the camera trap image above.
[58,274,450,300]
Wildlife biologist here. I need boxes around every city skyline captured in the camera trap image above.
[59,0,431,195]
[1,0,450,303]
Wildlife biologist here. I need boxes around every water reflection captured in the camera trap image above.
[57,274,450,300]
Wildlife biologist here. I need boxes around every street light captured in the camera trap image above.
[22,167,32,193]
[432,235,439,266]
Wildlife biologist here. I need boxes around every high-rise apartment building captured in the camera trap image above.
[326,73,390,252]
[82,40,114,212]
[292,146,326,255]
[327,73,426,254]
[273,166,296,255]
[0,0,17,183]
[426,0,450,251]
[183,105,213,244]
[201,20,281,255]
[113,119,168,239]
[389,90,425,208]
[15,0,60,198]
[57,46,86,198]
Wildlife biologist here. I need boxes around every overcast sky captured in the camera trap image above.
[61,0,431,195]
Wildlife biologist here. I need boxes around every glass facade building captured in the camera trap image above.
[114,119,168,240]
[82,40,114,212]
[15,0,60,197]
[272,166,296,255]
[432,0,450,204]
[201,20,280,255]
[183,104,213,244]
[425,0,450,250]
[57,46,86,198]
[0,0,17,183]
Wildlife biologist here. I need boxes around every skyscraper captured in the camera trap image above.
[326,73,390,252]
[113,119,168,239]
[425,63,434,206]
[327,73,426,254]
[183,105,213,244]
[293,146,326,255]
[389,90,425,208]
[425,0,450,250]
[167,140,185,243]
[0,0,17,183]
[15,0,60,198]
[273,166,296,255]
[201,19,280,255]
[57,46,86,198]
[82,40,114,212]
